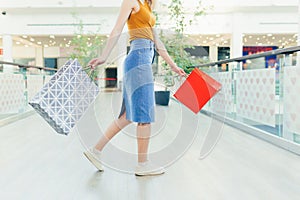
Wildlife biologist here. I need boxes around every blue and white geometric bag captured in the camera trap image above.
[29,59,99,135]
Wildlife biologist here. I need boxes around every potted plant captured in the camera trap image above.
[69,14,104,84]
[154,0,208,106]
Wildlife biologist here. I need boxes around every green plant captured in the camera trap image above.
[69,13,105,82]
[158,0,209,90]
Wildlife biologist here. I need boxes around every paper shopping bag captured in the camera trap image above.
[29,59,99,135]
[173,68,222,114]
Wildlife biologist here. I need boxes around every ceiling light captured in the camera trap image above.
[63,38,67,41]
[44,44,49,47]
[37,41,42,45]
[50,35,55,39]
[209,37,214,40]
[272,37,275,39]
[30,38,35,42]
[216,34,220,37]
[22,35,28,38]
[257,38,260,40]
[24,44,29,47]
[249,35,252,38]
[267,33,272,36]
[16,41,20,45]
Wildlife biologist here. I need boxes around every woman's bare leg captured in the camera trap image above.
[136,123,151,163]
[94,114,131,151]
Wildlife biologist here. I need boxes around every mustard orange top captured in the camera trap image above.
[127,0,156,42]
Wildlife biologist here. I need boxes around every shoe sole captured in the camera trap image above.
[135,171,165,177]
[83,152,104,172]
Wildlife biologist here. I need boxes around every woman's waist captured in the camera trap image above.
[129,38,154,51]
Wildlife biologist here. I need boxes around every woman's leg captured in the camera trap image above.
[136,123,151,163]
[94,113,131,151]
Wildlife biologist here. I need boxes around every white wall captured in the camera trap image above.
[0,7,298,36]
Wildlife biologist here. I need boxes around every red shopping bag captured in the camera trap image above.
[173,68,222,114]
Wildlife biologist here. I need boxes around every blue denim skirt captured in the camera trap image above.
[119,39,155,123]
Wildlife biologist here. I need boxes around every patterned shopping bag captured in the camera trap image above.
[173,68,222,114]
[29,59,99,135]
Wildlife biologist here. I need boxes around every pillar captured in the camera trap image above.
[2,34,15,73]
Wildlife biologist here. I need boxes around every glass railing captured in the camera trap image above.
[185,46,300,153]
[0,61,56,126]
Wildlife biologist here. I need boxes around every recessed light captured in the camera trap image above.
[63,38,67,41]
[267,33,272,36]
[44,44,49,47]
[16,41,20,45]
[209,37,214,40]
[22,35,28,38]
[249,35,252,38]
[24,44,29,47]
[37,41,42,45]
[50,35,55,39]
[30,38,35,42]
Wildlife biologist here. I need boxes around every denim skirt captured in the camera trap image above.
[119,38,155,123]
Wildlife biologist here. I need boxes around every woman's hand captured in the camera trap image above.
[88,56,106,70]
[171,65,187,78]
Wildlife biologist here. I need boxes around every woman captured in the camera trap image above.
[84,0,186,176]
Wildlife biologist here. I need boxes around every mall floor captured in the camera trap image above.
[0,92,299,200]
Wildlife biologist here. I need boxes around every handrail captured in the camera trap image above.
[0,60,57,71]
[189,45,300,68]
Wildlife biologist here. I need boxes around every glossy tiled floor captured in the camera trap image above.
[0,92,300,200]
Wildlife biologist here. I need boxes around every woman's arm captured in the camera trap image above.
[152,28,187,77]
[88,0,136,69]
